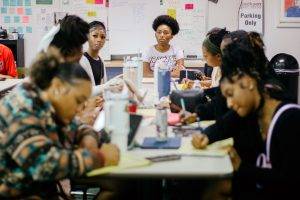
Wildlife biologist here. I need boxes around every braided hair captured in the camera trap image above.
[203,28,229,55]
[50,15,89,58]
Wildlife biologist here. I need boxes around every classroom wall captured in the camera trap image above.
[208,0,300,103]
[13,0,300,68]
[208,0,300,63]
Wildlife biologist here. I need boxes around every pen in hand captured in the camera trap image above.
[180,98,186,112]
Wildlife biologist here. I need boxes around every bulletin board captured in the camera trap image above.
[0,0,108,67]
[0,0,207,67]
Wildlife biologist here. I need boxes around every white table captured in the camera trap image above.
[0,78,23,92]
[98,122,233,179]
[89,81,233,179]
[75,82,233,199]
[0,79,24,98]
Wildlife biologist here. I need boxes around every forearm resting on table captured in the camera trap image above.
[0,74,15,79]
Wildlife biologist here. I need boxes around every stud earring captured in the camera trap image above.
[53,89,60,96]
[249,84,254,90]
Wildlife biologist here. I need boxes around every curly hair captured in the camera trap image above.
[30,48,90,90]
[221,41,259,82]
[222,30,272,78]
[152,15,180,35]
[50,15,89,58]
[221,41,286,100]
[221,34,285,100]
[206,27,222,36]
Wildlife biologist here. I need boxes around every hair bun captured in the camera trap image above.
[29,47,63,89]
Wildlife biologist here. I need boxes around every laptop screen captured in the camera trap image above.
[128,114,143,149]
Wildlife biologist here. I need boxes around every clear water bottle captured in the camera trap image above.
[104,88,129,153]
[131,56,143,90]
[123,56,138,88]
[155,105,168,142]
[154,59,162,101]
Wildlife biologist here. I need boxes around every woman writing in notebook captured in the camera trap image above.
[200,28,228,88]
[143,15,184,78]
[0,49,119,199]
[182,28,228,89]
[192,41,300,199]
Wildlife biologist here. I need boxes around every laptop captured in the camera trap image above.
[93,111,143,150]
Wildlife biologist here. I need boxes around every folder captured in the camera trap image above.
[87,154,151,177]
[179,138,233,157]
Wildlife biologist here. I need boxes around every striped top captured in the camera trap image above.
[0,82,100,198]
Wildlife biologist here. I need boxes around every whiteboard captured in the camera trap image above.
[1,0,207,66]
[1,0,109,67]
[108,0,161,56]
[109,0,208,59]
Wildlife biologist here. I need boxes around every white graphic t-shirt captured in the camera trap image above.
[142,45,184,71]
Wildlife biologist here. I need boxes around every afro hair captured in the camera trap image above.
[152,15,180,35]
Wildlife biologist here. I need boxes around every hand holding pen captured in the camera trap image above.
[179,98,197,124]
[171,64,185,78]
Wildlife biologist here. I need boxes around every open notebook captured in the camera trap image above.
[87,154,151,177]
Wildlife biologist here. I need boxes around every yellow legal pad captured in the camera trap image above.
[87,154,151,177]
[179,138,234,157]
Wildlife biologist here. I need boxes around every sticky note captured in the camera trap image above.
[1,7,8,14]
[22,16,29,23]
[3,0,10,6]
[10,0,17,6]
[25,8,32,15]
[26,26,32,33]
[95,0,103,4]
[9,7,15,14]
[4,16,11,23]
[87,11,97,17]
[14,16,20,23]
[17,0,23,6]
[86,0,94,4]
[167,8,176,19]
[17,7,24,14]
[24,0,31,6]
[17,26,23,33]
[185,3,194,10]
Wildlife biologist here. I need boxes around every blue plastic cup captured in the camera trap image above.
[157,69,171,98]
